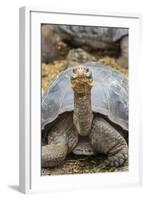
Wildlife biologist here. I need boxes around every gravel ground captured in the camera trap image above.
[41,153,128,176]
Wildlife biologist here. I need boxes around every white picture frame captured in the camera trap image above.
[19,6,142,194]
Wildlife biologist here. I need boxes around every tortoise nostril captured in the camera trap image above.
[73,68,76,73]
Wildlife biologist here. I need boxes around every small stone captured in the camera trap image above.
[67,48,97,66]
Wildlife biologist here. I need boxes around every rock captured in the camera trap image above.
[41,24,60,62]
[41,25,68,62]
[117,36,128,68]
[67,48,97,66]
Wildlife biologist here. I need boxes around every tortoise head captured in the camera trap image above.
[71,66,93,96]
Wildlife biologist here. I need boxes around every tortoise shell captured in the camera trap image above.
[42,62,128,131]
[57,25,128,43]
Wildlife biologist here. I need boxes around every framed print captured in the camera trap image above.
[19,6,142,193]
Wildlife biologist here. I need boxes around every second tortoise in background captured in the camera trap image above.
[41,24,128,68]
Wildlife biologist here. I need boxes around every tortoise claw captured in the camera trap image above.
[106,153,127,167]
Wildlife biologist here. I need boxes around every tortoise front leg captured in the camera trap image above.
[42,126,78,168]
[42,142,68,168]
[90,117,128,167]
[42,131,69,168]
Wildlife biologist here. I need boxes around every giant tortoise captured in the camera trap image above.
[41,62,128,168]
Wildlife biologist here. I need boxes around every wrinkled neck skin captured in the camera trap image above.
[73,91,93,136]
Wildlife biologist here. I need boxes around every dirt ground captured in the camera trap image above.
[41,153,128,176]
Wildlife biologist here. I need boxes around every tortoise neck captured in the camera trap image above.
[73,91,93,136]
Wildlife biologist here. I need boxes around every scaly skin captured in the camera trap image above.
[42,113,78,168]
[73,92,93,136]
[71,67,93,136]
[42,143,68,168]
[89,117,128,167]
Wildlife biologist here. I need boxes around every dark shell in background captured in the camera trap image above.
[41,24,128,62]
[56,25,128,49]
[42,62,128,131]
